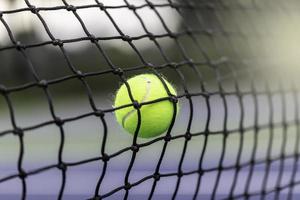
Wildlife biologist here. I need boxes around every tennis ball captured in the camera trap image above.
[114,74,178,138]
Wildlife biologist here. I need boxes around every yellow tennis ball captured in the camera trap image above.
[114,74,178,138]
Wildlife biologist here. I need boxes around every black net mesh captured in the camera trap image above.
[0,0,300,199]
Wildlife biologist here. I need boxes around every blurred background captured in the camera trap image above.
[0,0,300,199]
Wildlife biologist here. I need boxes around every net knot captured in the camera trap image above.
[146,62,154,68]
[169,2,177,8]
[198,169,203,175]
[30,6,39,14]
[185,133,192,141]
[97,2,105,10]
[89,34,97,43]
[95,110,105,117]
[169,95,178,103]
[53,39,63,46]
[148,33,155,41]
[54,117,64,126]
[13,127,23,137]
[187,58,194,65]
[131,145,139,152]
[16,41,25,51]
[38,80,48,88]
[92,196,102,200]
[168,62,177,68]
[153,173,160,181]
[185,93,191,99]
[168,32,177,39]
[57,162,67,171]
[102,153,110,162]
[121,35,132,42]
[124,182,132,190]
[128,4,136,10]
[66,5,76,11]
[132,101,141,109]
[0,11,3,18]
[19,169,27,179]
[147,2,155,9]
[164,135,171,142]
[177,170,183,177]
[113,68,123,75]
[76,70,84,78]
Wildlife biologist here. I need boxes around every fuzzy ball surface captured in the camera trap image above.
[114,74,178,138]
